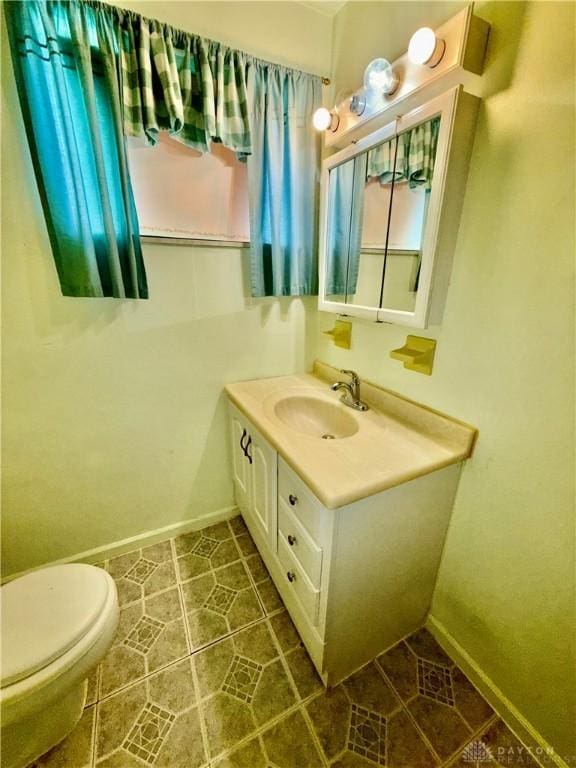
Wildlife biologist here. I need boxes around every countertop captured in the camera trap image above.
[225,361,477,509]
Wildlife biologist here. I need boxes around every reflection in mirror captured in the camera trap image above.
[323,116,440,314]
[374,116,440,311]
[325,153,373,305]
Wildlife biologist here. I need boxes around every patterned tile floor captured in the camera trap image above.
[31,517,541,768]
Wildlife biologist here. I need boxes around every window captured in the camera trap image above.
[127,133,250,243]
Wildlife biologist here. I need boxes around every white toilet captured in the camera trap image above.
[0,563,119,768]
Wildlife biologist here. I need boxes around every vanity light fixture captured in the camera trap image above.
[408,27,446,67]
[363,58,399,98]
[313,107,339,132]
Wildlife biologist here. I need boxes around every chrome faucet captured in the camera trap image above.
[331,369,369,411]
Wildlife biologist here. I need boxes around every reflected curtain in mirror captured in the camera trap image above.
[325,154,367,296]
[5,1,148,299]
[367,117,440,191]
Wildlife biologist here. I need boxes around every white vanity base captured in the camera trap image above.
[230,400,462,686]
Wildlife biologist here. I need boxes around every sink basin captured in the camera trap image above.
[273,395,359,439]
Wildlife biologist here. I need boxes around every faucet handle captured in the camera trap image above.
[340,369,359,384]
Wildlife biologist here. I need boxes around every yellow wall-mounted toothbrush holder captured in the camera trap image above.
[390,335,436,375]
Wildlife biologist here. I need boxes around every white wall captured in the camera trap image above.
[0,1,332,576]
[321,0,575,761]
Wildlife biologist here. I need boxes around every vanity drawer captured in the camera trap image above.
[278,458,325,543]
[278,502,323,588]
[277,534,320,625]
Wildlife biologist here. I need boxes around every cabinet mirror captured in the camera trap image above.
[319,87,478,327]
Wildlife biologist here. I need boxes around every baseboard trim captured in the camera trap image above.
[427,614,569,768]
[2,506,239,584]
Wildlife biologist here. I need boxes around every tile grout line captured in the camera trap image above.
[264,614,330,767]
[256,733,269,767]
[227,521,269,619]
[90,699,99,768]
[299,704,331,767]
[187,652,212,768]
[229,520,286,621]
[241,551,273,617]
[88,663,102,768]
[171,532,196,660]
[374,657,444,765]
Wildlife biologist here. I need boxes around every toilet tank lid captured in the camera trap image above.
[1,564,113,688]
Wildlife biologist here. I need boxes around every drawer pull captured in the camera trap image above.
[286,571,296,583]
[287,534,297,546]
[289,494,298,506]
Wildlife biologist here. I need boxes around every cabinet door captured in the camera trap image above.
[249,429,278,551]
[230,409,250,516]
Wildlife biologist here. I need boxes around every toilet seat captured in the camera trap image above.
[0,565,118,768]
[1,564,113,688]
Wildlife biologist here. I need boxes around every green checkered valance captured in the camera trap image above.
[110,6,251,154]
[115,11,252,154]
[366,116,441,191]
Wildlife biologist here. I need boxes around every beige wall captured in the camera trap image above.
[0,1,332,576]
[323,0,575,760]
[115,1,332,76]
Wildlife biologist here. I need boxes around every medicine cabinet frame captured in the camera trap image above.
[318,85,480,328]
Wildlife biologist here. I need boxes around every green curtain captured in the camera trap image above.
[247,65,321,297]
[367,116,441,191]
[5,0,148,299]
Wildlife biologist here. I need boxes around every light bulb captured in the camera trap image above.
[349,92,366,116]
[408,27,446,67]
[363,58,399,97]
[312,107,338,132]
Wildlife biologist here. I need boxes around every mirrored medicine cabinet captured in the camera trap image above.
[318,86,480,327]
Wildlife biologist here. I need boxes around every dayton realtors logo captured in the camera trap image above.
[461,738,563,765]
[461,741,494,764]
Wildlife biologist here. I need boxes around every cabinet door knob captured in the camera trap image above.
[286,571,296,583]
[287,534,296,546]
[289,494,298,506]
[240,428,247,452]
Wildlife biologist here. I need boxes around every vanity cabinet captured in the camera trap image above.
[228,401,463,686]
[229,404,277,553]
